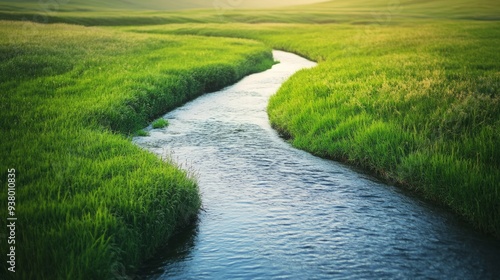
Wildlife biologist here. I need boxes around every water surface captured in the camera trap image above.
[134,51,500,279]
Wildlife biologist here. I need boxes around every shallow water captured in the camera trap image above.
[133,51,500,279]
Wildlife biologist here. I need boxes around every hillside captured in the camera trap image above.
[1,0,499,26]
[0,0,329,12]
[301,0,500,20]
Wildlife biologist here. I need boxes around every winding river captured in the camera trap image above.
[133,51,500,279]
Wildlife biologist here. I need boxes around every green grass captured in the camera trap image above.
[0,20,273,279]
[1,0,498,26]
[1,0,500,278]
[263,22,500,236]
[0,0,328,11]
[135,129,150,137]
[152,118,169,129]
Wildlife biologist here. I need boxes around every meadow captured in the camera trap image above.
[0,0,499,278]
[0,20,273,279]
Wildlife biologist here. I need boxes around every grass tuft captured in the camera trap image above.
[152,118,169,129]
[135,129,150,137]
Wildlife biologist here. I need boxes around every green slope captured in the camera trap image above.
[0,0,329,11]
[1,0,498,26]
[302,0,500,20]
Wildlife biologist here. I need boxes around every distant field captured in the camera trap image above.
[0,0,329,11]
[1,0,499,26]
[1,0,499,278]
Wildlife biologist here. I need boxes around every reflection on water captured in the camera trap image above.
[134,51,500,279]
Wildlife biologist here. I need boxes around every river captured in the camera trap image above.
[133,51,500,279]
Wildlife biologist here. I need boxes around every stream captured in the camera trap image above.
[133,51,500,279]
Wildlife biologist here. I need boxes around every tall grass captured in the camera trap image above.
[0,20,273,279]
[265,22,500,236]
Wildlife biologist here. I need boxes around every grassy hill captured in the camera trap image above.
[0,0,329,12]
[301,0,500,18]
[0,0,498,26]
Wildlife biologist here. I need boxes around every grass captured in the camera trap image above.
[0,0,499,278]
[1,0,498,27]
[135,129,150,137]
[0,20,273,279]
[152,118,169,129]
[262,22,500,237]
[0,0,328,12]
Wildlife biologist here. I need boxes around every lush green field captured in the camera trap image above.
[0,0,329,26]
[0,20,273,279]
[1,0,498,26]
[0,0,327,11]
[1,0,499,278]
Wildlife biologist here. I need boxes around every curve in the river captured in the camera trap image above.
[133,51,500,280]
